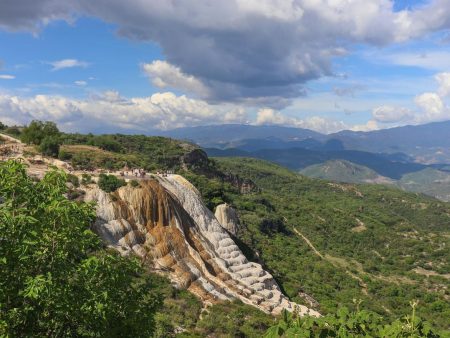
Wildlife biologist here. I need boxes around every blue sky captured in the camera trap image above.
[0,0,449,134]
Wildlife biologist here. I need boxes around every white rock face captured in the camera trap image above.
[215,203,240,235]
[85,175,319,317]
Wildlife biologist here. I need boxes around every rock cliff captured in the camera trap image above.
[85,175,319,316]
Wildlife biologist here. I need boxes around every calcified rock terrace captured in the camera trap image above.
[85,174,319,316]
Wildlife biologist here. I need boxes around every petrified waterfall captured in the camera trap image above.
[85,175,319,316]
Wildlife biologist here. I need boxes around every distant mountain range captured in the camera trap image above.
[159,121,450,201]
[161,120,450,164]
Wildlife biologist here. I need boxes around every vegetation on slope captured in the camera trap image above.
[0,161,162,337]
[189,157,450,333]
[300,159,387,184]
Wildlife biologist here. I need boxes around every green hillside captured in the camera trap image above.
[300,159,393,184]
[398,168,450,202]
[197,157,450,331]
[300,160,450,202]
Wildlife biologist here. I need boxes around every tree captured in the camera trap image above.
[0,121,6,130]
[39,135,61,157]
[0,160,162,337]
[98,174,126,193]
[21,120,60,145]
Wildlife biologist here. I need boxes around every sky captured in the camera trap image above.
[0,0,450,134]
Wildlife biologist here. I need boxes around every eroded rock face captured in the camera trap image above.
[85,175,319,317]
[214,203,240,236]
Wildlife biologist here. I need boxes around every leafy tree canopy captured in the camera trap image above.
[0,160,162,337]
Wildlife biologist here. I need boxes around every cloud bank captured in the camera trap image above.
[1,0,450,107]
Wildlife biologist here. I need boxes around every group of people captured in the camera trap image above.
[121,168,147,178]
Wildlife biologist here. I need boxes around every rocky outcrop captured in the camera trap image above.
[214,203,240,236]
[222,173,259,194]
[85,175,319,317]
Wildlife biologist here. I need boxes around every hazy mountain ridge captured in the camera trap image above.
[163,120,450,165]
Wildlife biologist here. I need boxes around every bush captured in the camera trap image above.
[81,174,93,186]
[4,126,21,136]
[66,174,79,188]
[58,149,73,161]
[130,179,140,188]
[98,174,126,193]
[39,135,61,157]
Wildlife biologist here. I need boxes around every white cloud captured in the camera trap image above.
[255,108,348,133]
[49,59,89,71]
[351,120,380,132]
[142,60,209,98]
[74,80,87,86]
[2,0,450,105]
[371,105,414,123]
[414,92,448,122]
[0,91,249,132]
[0,74,15,80]
[376,51,450,70]
[435,72,450,97]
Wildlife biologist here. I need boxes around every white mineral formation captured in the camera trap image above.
[85,175,319,316]
[214,203,240,236]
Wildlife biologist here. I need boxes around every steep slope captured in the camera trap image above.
[84,176,319,316]
[207,157,450,330]
[398,168,450,202]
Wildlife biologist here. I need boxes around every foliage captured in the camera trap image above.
[4,126,22,136]
[60,133,198,171]
[81,173,93,185]
[0,121,6,130]
[0,160,162,337]
[21,120,60,146]
[98,173,126,193]
[130,179,140,188]
[67,173,80,188]
[202,157,450,333]
[264,302,440,337]
[39,135,61,157]
[195,300,274,338]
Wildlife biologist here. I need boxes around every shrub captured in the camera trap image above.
[58,149,73,161]
[66,174,79,188]
[81,174,93,186]
[39,135,61,157]
[98,174,126,193]
[130,179,140,188]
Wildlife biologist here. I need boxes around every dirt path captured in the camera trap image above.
[292,225,369,295]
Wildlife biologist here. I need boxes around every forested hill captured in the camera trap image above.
[2,122,449,336]
[190,157,450,331]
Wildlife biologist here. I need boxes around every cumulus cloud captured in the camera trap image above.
[142,60,209,98]
[371,105,414,123]
[2,1,450,105]
[351,120,380,132]
[255,108,348,133]
[0,74,15,80]
[435,72,450,97]
[369,72,450,126]
[0,91,250,132]
[49,59,89,71]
